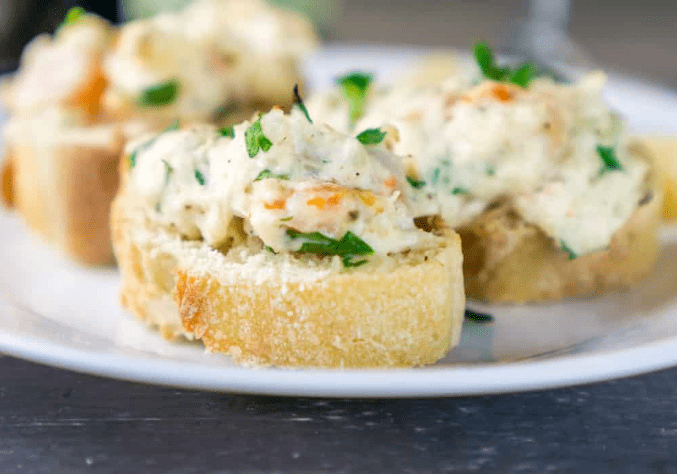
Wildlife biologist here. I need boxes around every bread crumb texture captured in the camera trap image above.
[111,179,465,367]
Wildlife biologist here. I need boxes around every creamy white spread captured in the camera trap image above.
[103,0,317,121]
[309,70,649,256]
[8,14,112,114]
[128,108,434,258]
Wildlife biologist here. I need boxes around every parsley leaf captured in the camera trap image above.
[356,128,386,145]
[452,187,469,195]
[138,79,180,107]
[293,84,312,123]
[218,126,235,138]
[245,115,273,158]
[597,146,623,175]
[406,176,426,189]
[464,309,494,323]
[560,240,577,260]
[286,229,373,268]
[473,41,536,88]
[254,169,290,181]
[162,159,173,185]
[62,6,85,27]
[194,169,206,185]
[337,72,373,126]
[212,101,236,122]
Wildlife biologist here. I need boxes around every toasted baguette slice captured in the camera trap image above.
[458,144,662,303]
[633,136,677,220]
[2,119,125,264]
[111,174,466,368]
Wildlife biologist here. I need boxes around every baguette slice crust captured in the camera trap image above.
[633,136,677,220]
[458,145,662,304]
[5,125,124,264]
[111,171,466,368]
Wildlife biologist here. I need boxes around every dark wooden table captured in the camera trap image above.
[2,354,677,473]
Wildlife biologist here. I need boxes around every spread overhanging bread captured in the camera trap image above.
[111,110,466,367]
[458,158,662,303]
[308,53,662,303]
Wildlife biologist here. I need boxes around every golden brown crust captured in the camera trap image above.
[173,239,463,368]
[1,151,14,207]
[458,167,662,303]
[9,129,124,265]
[632,136,677,220]
[110,173,466,367]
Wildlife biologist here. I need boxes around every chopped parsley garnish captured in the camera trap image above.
[473,41,536,88]
[265,245,277,254]
[431,168,441,185]
[356,128,386,145]
[337,72,373,126]
[452,187,469,195]
[245,115,273,158]
[194,169,206,186]
[162,159,173,185]
[128,151,137,168]
[280,216,293,222]
[464,309,494,323]
[406,176,426,189]
[486,166,496,176]
[596,146,623,175]
[138,79,180,107]
[560,240,577,260]
[286,229,373,268]
[218,126,235,138]
[62,6,85,27]
[293,84,312,123]
[254,169,290,181]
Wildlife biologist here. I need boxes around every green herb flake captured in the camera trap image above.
[218,126,235,138]
[464,309,494,323]
[560,240,578,260]
[452,187,469,195]
[356,128,386,145]
[337,72,373,126]
[254,169,290,181]
[138,79,180,107]
[212,101,236,122]
[265,245,277,254]
[128,151,137,168]
[431,168,441,185]
[245,115,273,158]
[597,146,623,175]
[293,84,312,123]
[286,229,373,268]
[280,216,293,222]
[406,176,426,189]
[62,6,85,27]
[194,169,206,186]
[486,166,496,176]
[162,159,173,185]
[473,41,536,88]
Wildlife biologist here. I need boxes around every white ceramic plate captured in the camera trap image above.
[2,45,677,398]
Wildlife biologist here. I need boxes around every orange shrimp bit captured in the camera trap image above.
[264,198,287,210]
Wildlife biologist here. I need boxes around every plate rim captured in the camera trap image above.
[2,44,677,397]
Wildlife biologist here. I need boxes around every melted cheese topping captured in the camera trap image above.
[128,109,434,257]
[309,71,649,256]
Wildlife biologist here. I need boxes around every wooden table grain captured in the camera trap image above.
[2,354,677,473]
